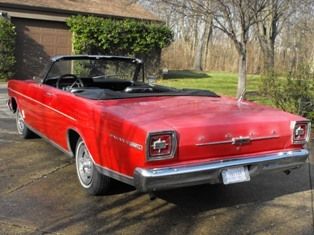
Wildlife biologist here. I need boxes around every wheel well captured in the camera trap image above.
[68,129,80,157]
[11,97,17,113]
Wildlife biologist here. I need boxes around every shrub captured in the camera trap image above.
[260,64,314,121]
[0,17,16,80]
[66,16,173,55]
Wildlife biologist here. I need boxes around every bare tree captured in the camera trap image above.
[143,0,268,97]
[213,0,268,97]
[140,0,313,95]
[141,0,214,71]
[192,16,213,70]
[255,0,295,74]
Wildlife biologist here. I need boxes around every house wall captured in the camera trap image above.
[0,6,161,80]
[12,18,72,79]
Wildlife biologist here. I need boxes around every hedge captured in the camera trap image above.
[0,17,16,80]
[66,16,173,55]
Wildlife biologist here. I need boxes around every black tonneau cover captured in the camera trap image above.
[72,87,220,100]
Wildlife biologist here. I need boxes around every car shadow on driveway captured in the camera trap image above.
[155,164,312,208]
[38,163,313,235]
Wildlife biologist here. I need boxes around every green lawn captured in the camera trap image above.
[159,70,261,97]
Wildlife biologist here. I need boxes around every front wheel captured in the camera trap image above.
[16,108,36,139]
[75,138,110,195]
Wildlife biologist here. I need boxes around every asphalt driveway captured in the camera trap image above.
[0,84,314,235]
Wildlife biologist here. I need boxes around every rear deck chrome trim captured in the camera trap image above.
[134,149,309,192]
[196,135,280,146]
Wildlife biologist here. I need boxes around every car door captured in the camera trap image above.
[38,84,66,146]
[40,84,84,150]
[19,82,50,136]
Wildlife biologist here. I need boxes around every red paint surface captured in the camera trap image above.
[8,80,307,177]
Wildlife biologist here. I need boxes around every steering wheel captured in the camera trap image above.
[56,74,84,90]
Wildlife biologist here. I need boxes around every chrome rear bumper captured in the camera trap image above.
[134,149,309,192]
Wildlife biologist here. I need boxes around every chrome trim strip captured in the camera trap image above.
[25,123,73,157]
[95,165,134,186]
[31,127,135,186]
[134,149,309,192]
[10,89,135,185]
[8,88,77,121]
[252,135,280,141]
[63,131,134,186]
[73,134,134,186]
[196,140,232,146]
[196,135,280,146]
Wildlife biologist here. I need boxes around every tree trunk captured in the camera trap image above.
[193,21,212,71]
[263,42,275,74]
[193,39,203,71]
[193,31,205,70]
[237,49,247,98]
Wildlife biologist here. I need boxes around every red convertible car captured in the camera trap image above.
[7,55,310,195]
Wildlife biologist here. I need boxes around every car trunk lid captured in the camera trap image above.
[99,96,302,162]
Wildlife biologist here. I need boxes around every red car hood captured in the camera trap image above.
[98,96,305,161]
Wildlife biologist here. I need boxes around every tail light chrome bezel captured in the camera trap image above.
[146,131,177,162]
[291,121,311,145]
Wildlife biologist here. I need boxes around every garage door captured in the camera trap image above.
[12,18,72,79]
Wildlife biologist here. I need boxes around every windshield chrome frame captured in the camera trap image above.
[42,55,144,84]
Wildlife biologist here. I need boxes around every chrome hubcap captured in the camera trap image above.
[77,142,93,186]
[16,111,25,134]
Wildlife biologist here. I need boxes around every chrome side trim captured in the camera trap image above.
[95,165,134,186]
[8,88,77,121]
[28,123,134,185]
[74,134,135,186]
[196,135,280,146]
[25,123,73,157]
[134,149,309,192]
[11,89,135,185]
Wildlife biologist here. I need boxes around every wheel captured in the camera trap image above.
[75,138,110,195]
[16,108,36,139]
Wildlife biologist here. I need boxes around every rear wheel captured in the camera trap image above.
[16,108,36,139]
[75,138,110,195]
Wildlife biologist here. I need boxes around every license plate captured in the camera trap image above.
[222,166,250,185]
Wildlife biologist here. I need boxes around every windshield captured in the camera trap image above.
[46,58,141,81]
[41,56,218,100]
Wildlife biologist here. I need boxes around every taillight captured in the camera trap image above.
[292,121,311,144]
[147,131,177,161]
